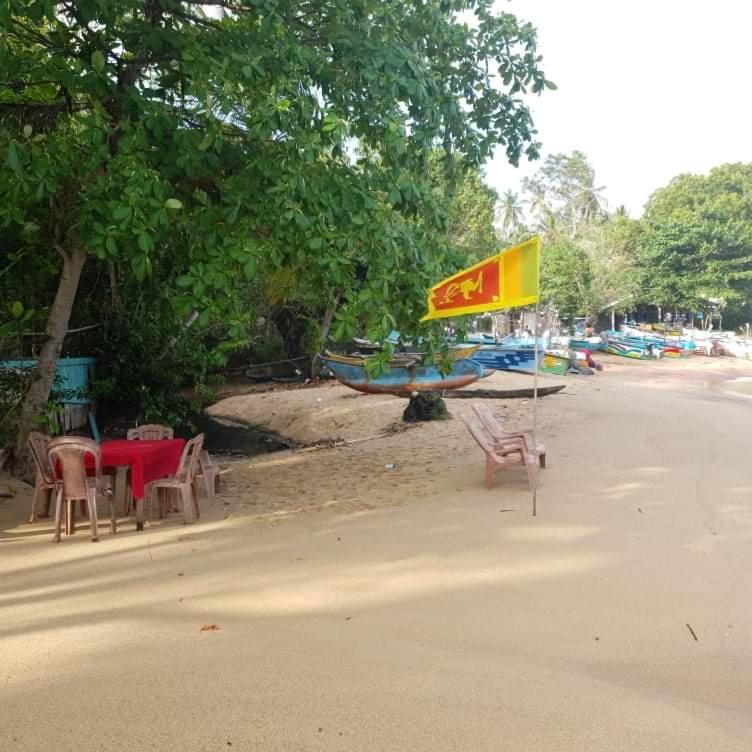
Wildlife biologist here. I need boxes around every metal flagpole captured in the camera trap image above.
[532,300,539,517]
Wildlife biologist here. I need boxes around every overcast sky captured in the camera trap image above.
[483,0,752,217]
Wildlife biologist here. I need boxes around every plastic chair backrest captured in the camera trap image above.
[48,436,102,500]
[28,431,56,485]
[461,414,494,453]
[127,424,174,441]
[472,403,505,441]
[176,433,204,483]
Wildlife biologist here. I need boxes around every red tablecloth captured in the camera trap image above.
[95,439,185,500]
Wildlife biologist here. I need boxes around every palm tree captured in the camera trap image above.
[523,180,549,223]
[576,183,608,224]
[538,206,559,241]
[497,190,525,238]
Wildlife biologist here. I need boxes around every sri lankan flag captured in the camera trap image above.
[421,236,540,321]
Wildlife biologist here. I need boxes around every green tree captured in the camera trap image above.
[0,1,553,455]
[634,163,752,323]
[523,151,605,237]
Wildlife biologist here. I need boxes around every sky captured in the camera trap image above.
[484,0,752,217]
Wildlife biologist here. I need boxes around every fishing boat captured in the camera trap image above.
[539,351,571,376]
[604,340,659,360]
[338,344,479,364]
[568,337,604,352]
[471,346,541,372]
[320,354,484,395]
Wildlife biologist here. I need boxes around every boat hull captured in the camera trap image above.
[569,337,603,352]
[320,356,483,396]
[604,342,656,360]
[470,346,541,371]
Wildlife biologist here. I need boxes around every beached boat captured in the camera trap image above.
[470,346,541,372]
[569,337,604,352]
[320,354,484,395]
[604,340,659,360]
[332,344,479,365]
[539,352,571,375]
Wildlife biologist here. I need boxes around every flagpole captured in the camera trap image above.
[532,300,539,517]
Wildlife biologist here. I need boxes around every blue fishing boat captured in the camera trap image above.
[469,332,547,372]
[471,346,541,371]
[321,353,483,395]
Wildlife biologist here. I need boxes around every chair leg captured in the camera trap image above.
[180,486,193,524]
[484,457,495,490]
[65,499,75,535]
[192,485,200,519]
[539,452,546,469]
[122,468,132,516]
[109,494,117,535]
[203,471,216,498]
[29,481,40,523]
[88,489,99,542]
[53,488,63,543]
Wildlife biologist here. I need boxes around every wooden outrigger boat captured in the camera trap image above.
[321,354,484,396]
[332,344,479,366]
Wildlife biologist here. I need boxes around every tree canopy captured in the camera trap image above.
[1,0,552,453]
[634,163,752,322]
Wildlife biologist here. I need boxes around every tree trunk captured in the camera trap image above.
[13,247,87,463]
[311,294,341,378]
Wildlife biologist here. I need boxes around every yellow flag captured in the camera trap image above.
[422,236,540,321]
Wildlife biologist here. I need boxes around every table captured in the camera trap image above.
[96,439,185,530]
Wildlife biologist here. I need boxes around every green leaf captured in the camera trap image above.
[544,80,558,91]
[22,125,32,139]
[7,143,22,176]
[308,236,323,250]
[91,50,105,72]
[131,255,147,281]
[137,232,154,252]
[105,236,117,254]
[243,258,257,277]
[113,206,131,221]
[198,133,214,151]
[10,301,24,319]
[164,198,183,210]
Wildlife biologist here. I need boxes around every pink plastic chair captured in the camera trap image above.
[197,450,220,498]
[126,424,174,441]
[146,434,204,525]
[27,431,58,523]
[471,402,546,468]
[123,424,174,513]
[461,414,535,490]
[47,437,116,543]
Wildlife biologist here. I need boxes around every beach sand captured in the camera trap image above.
[2,355,752,751]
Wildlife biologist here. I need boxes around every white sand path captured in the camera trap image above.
[2,361,752,751]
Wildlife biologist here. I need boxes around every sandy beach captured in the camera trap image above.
[2,355,752,751]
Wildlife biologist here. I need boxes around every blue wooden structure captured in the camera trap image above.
[0,357,96,430]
